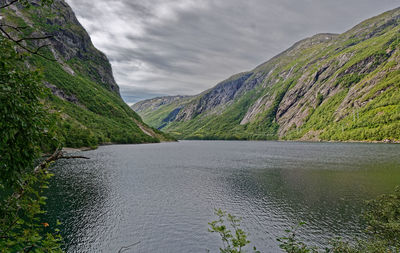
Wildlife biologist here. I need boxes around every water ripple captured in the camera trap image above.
[44,141,400,252]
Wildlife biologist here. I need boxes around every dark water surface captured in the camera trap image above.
[45,141,400,252]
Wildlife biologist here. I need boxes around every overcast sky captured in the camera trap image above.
[65,0,399,104]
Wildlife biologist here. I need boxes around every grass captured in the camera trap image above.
[33,53,164,147]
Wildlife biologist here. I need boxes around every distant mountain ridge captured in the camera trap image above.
[132,95,193,113]
[2,0,170,146]
[133,7,400,142]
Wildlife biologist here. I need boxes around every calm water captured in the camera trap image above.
[44,141,400,252]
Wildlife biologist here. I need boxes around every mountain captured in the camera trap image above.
[2,0,171,147]
[133,8,400,142]
[131,95,194,130]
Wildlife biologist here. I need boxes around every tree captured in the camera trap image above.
[0,1,64,251]
[0,37,51,185]
[0,36,63,252]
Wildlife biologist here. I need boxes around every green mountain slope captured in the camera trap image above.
[133,7,400,142]
[2,0,171,147]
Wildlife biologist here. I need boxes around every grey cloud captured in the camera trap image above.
[65,0,399,104]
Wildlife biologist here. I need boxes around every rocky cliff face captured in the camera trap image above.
[12,0,119,93]
[133,7,400,142]
[2,0,170,146]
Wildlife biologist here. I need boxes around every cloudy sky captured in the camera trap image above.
[65,0,399,104]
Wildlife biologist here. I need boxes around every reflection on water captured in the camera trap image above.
[44,141,400,252]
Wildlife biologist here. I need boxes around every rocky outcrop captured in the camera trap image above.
[44,82,84,107]
[174,72,254,121]
[11,0,119,94]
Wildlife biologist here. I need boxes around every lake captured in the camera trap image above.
[44,141,400,252]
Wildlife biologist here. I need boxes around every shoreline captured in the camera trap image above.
[61,139,178,152]
[177,138,400,144]
[60,138,399,152]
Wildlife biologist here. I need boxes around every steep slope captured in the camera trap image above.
[133,7,400,142]
[2,0,170,147]
[131,95,193,129]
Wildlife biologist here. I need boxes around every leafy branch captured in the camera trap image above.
[209,209,260,253]
[0,146,89,251]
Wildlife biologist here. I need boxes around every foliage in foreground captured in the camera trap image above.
[209,209,260,253]
[1,0,63,249]
[279,186,400,252]
[0,165,63,252]
[211,186,400,253]
[0,36,63,251]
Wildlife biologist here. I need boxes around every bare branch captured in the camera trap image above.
[34,148,90,172]
[0,0,18,9]
[33,43,50,52]
[0,24,17,40]
[0,23,29,31]
[15,34,53,43]
[0,24,56,61]
[59,155,90,160]
[33,147,63,173]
